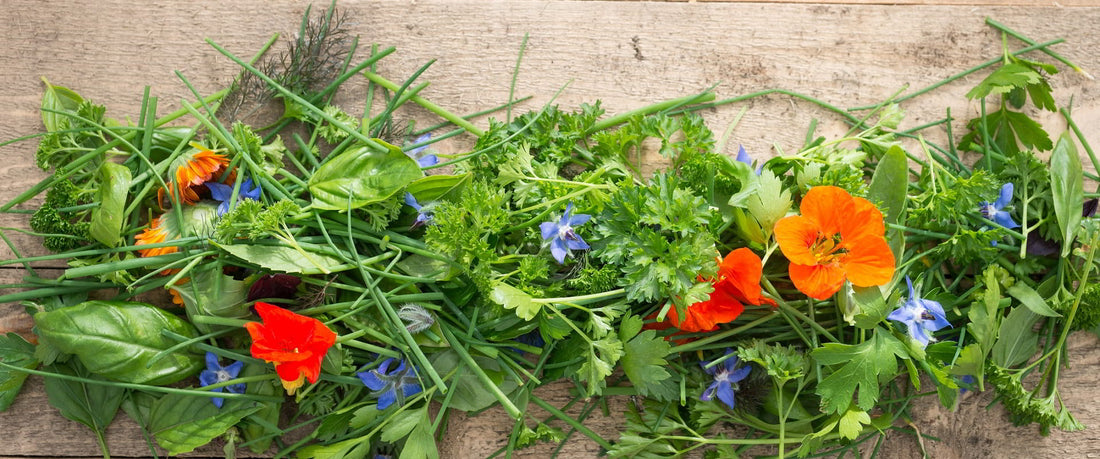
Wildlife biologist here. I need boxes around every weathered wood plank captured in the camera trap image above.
[1,1,1098,458]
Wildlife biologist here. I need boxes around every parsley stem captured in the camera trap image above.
[985,18,1092,80]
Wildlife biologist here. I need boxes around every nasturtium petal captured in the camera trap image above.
[773,216,821,266]
[788,263,847,301]
[841,237,896,287]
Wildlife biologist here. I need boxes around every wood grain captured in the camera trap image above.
[1,1,1099,458]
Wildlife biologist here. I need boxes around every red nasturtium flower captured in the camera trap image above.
[245,302,337,395]
[663,248,776,333]
[773,186,895,300]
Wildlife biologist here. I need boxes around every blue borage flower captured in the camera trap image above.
[404,192,434,228]
[735,144,763,175]
[979,182,1020,229]
[887,277,952,348]
[358,358,423,410]
[701,349,751,410]
[198,352,246,408]
[539,202,591,264]
[207,177,261,216]
[405,133,437,167]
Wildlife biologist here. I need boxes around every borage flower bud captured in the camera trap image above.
[397,304,435,334]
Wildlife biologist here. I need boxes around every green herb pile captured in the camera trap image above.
[0,4,1096,459]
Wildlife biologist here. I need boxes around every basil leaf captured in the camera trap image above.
[44,360,124,452]
[34,300,203,385]
[148,391,261,455]
[308,141,423,211]
[1050,133,1083,257]
[0,333,38,411]
[406,173,471,202]
[217,242,352,274]
[89,161,131,246]
[40,78,84,133]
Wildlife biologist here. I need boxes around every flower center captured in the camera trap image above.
[215,369,232,384]
[810,231,847,265]
[980,203,996,219]
[558,225,576,241]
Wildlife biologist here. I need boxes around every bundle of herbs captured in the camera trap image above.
[0,4,1096,459]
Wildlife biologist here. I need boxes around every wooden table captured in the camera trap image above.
[2,1,1098,457]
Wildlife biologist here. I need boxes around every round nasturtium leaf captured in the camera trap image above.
[34,300,204,385]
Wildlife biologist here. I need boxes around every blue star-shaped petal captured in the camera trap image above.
[207,177,261,216]
[979,182,1019,229]
[735,145,763,175]
[404,192,434,228]
[539,202,591,264]
[358,358,423,410]
[700,349,751,410]
[405,133,438,168]
[887,277,952,348]
[198,352,246,408]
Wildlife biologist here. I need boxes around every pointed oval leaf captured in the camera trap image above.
[308,141,423,211]
[34,301,203,385]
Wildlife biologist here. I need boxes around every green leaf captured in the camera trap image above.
[1050,133,1083,256]
[837,408,872,440]
[429,350,519,412]
[43,360,124,450]
[34,300,204,385]
[992,306,1041,368]
[40,78,84,133]
[965,63,1042,100]
[489,283,541,321]
[173,265,250,334]
[308,142,423,211]
[89,161,131,246]
[380,407,422,443]
[580,335,624,396]
[620,329,675,400]
[217,242,351,275]
[1006,282,1061,318]
[869,144,909,264]
[399,408,439,459]
[148,392,261,455]
[0,333,38,411]
[296,436,371,459]
[744,169,791,238]
[618,314,645,342]
[812,328,907,414]
[851,285,892,330]
[406,173,471,202]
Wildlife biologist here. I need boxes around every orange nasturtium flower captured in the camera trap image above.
[773,186,895,300]
[664,248,776,333]
[158,143,231,205]
[245,302,337,395]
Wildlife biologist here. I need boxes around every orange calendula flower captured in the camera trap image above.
[245,302,337,395]
[773,186,895,300]
[134,201,219,258]
[664,248,776,333]
[159,143,231,205]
